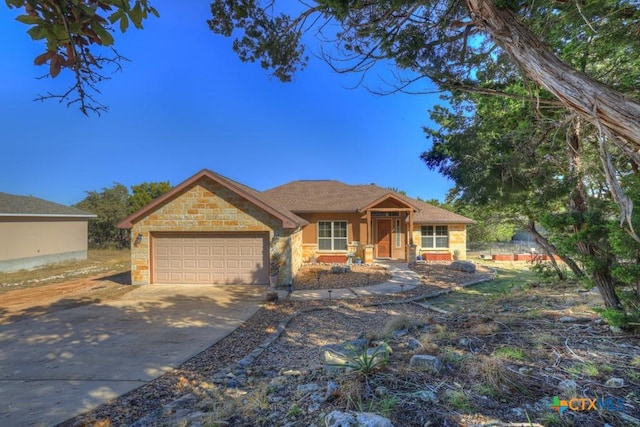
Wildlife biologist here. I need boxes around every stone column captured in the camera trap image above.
[364,244,374,264]
[408,244,417,265]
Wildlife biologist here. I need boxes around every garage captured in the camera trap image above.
[152,233,268,284]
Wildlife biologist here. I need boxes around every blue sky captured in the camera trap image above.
[0,1,451,207]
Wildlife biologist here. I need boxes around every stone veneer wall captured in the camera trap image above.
[130,179,283,285]
[412,223,468,260]
[289,228,303,280]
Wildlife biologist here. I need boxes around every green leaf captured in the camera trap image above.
[108,10,123,24]
[92,23,114,46]
[119,14,129,33]
[26,25,47,40]
[129,3,143,28]
[15,14,41,25]
[5,0,25,8]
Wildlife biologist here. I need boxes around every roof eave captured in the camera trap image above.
[0,213,96,218]
[117,169,306,229]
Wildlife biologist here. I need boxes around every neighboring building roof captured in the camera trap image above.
[117,169,308,229]
[0,192,95,218]
[264,180,474,224]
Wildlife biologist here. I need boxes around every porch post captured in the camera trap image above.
[408,210,414,245]
[365,210,372,244]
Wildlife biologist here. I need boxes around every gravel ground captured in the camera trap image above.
[292,264,391,290]
[59,262,494,427]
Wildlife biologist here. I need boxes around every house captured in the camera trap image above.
[0,192,96,272]
[117,169,474,286]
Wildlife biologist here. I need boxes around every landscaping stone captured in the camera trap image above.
[448,261,476,273]
[297,383,321,394]
[392,329,408,339]
[325,410,395,427]
[558,379,578,394]
[408,338,422,350]
[457,337,470,348]
[326,380,340,401]
[605,377,625,388]
[409,355,442,372]
[320,337,372,373]
[518,367,533,375]
[330,265,352,274]
[413,390,436,402]
[374,386,389,397]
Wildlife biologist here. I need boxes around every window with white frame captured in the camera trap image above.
[421,225,448,248]
[318,221,348,251]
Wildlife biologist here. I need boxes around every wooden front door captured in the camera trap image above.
[376,219,392,258]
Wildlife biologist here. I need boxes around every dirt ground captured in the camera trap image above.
[0,249,133,324]
[0,271,134,324]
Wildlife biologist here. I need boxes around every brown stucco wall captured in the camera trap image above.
[0,217,89,272]
[297,212,366,261]
[130,179,284,285]
[412,223,468,260]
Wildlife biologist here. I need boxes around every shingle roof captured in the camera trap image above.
[0,192,95,217]
[117,169,308,229]
[264,181,474,224]
[118,171,473,228]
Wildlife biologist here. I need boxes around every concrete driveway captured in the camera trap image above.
[0,284,266,426]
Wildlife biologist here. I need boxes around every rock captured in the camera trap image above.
[308,403,322,413]
[610,325,623,334]
[325,411,395,427]
[392,329,408,339]
[605,377,624,388]
[408,338,422,350]
[409,355,442,373]
[321,338,386,373]
[265,291,279,302]
[355,412,395,427]
[558,316,577,323]
[325,411,356,427]
[413,390,436,402]
[330,265,352,274]
[297,383,321,394]
[518,367,533,375]
[321,349,351,374]
[511,408,526,418]
[326,380,340,401]
[374,386,389,397]
[281,369,305,376]
[448,261,476,273]
[457,338,470,348]
[558,379,578,394]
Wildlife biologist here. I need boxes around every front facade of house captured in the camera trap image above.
[0,192,95,272]
[119,170,473,286]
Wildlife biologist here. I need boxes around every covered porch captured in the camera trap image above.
[359,194,417,262]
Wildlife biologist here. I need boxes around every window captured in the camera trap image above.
[421,225,448,248]
[318,221,348,251]
[395,219,401,248]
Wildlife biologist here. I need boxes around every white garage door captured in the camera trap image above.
[152,233,268,284]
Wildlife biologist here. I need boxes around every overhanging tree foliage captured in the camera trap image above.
[74,180,171,248]
[5,0,158,114]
